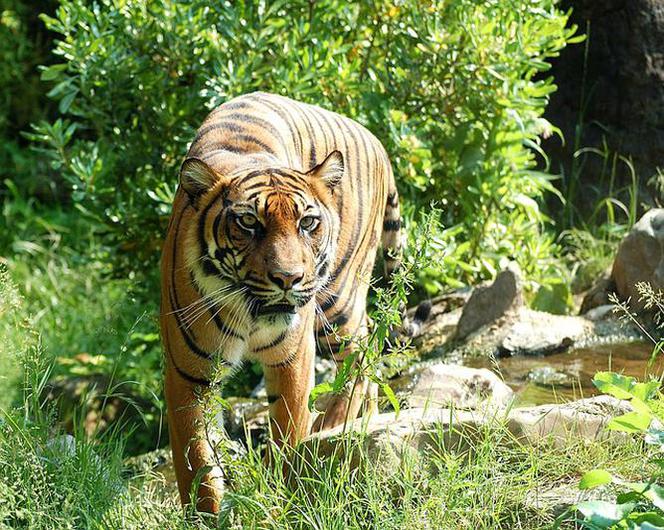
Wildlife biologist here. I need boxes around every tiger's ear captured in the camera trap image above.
[180,158,221,203]
[307,150,344,190]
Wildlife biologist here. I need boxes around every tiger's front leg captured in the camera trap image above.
[164,366,225,514]
[260,310,317,448]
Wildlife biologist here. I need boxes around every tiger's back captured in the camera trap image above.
[160,92,400,512]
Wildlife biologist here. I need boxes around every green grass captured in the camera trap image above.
[0,272,654,529]
[1,399,652,529]
[0,201,655,529]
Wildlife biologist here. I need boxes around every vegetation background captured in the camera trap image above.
[0,1,658,528]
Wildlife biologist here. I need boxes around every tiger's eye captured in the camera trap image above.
[237,214,258,231]
[300,216,319,231]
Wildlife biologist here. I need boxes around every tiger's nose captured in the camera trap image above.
[268,268,304,290]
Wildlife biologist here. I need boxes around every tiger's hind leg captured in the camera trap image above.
[312,311,377,432]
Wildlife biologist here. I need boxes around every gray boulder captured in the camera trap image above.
[611,209,664,308]
[455,263,523,340]
[392,363,514,410]
[306,395,630,463]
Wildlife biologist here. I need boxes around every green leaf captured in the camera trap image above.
[308,382,334,412]
[576,500,634,527]
[40,63,68,81]
[644,483,664,511]
[579,469,613,490]
[633,381,660,402]
[640,522,664,530]
[380,382,400,415]
[593,371,637,400]
[607,411,652,433]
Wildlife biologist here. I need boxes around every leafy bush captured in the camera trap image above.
[33,0,577,295]
[568,285,664,529]
[571,371,664,529]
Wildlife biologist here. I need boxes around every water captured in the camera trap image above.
[464,342,663,406]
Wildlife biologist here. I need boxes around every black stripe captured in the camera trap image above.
[383,219,401,231]
[212,213,223,249]
[266,394,280,404]
[208,302,243,339]
[254,331,287,353]
[297,104,318,168]
[168,288,215,360]
[319,292,338,312]
[234,134,276,154]
[172,360,212,386]
[217,112,286,145]
[274,96,306,161]
[247,94,300,166]
[202,257,221,276]
[330,313,349,327]
[268,168,308,185]
[237,168,273,186]
[193,121,245,144]
[199,142,250,155]
[243,181,269,192]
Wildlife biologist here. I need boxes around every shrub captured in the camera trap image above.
[33,0,577,295]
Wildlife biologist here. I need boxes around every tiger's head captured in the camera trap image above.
[180,151,343,329]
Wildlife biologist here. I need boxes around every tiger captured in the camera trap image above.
[160,91,402,513]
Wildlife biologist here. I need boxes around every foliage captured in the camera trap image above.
[568,284,664,529]
[569,372,664,529]
[1,196,165,454]
[32,0,577,296]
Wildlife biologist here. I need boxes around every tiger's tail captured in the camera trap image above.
[381,173,432,339]
[381,177,402,279]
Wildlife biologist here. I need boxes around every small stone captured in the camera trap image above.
[527,366,575,387]
[305,396,630,465]
[508,395,630,447]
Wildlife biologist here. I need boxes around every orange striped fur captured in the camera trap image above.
[160,92,401,512]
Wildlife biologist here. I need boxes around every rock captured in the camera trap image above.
[508,395,631,448]
[412,295,642,360]
[306,395,630,464]
[496,309,592,356]
[306,407,496,468]
[455,263,524,340]
[580,275,616,315]
[523,480,614,521]
[611,209,664,308]
[411,307,463,359]
[224,397,269,444]
[392,363,514,410]
[582,304,617,322]
[527,366,575,387]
